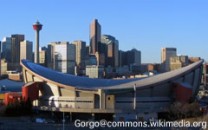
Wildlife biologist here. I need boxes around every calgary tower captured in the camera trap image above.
[33,21,42,64]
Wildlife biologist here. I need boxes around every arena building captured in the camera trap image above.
[20,59,203,120]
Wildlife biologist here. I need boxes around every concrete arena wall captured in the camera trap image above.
[21,60,203,114]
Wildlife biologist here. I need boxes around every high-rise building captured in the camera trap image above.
[10,34,25,70]
[122,49,141,66]
[90,19,101,55]
[170,55,189,71]
[47,42,75,74]
[72,40,86,68]
[101,35,119,67]
[128,49,141,65]
[47,44,54,69]
[161,47,177,72]
[20,40,33,61]
[1,59,8,76]
[1,37,12,62]
[118,49,141,74]
[86,46,90,56]
[67,44,76,74]
[39,47,47,66]
[86,65,104,78]
[95,51,105,66]
[118,50,124,67]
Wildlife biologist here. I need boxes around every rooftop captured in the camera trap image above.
[21,59,203,90]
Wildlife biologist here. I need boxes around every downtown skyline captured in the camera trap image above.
[0,0,208,63]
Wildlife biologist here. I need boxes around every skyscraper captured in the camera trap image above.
[1,37,12,62]
[39,47,47,66]
[47,42,75,74]
[47,44,54,69]
[101,35,119,67]
[126,49,141,66]
[10,34,25,70]
[118,50,124,67]
[90,19,101,55]
[72,40,86,68]
[161,47,177,72]
[20,40,33,61]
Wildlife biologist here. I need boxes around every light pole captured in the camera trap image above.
[62,112,65,130]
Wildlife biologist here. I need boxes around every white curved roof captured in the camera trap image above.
[21,60,203,90]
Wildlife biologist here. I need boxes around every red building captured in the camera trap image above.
[22,82,42,101]
[4,92,22,105]
[173,82,192,103]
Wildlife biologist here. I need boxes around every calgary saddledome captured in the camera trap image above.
[20,59,203,120]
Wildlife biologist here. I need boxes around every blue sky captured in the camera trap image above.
[0,0,208,63]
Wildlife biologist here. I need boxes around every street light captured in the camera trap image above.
[63,112,65,130]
